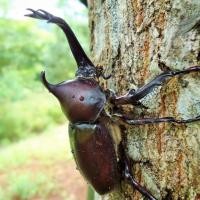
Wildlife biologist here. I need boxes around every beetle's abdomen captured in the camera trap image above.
[48,77,106,123]
[69,122,120,194]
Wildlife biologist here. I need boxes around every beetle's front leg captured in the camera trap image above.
[113,66,200,106]
[106,89,148,109]
[115,114,200,125]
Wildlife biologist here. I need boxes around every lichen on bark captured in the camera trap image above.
[88,0,200,199]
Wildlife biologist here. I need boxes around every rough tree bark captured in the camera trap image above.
[88,1,200,200]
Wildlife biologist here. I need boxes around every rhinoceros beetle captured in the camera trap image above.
[25,9,200,200]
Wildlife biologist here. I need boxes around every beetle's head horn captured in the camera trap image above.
[25,9,97,78]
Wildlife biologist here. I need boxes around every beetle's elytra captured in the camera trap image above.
[69,121,120,194]
[26,9,200,200]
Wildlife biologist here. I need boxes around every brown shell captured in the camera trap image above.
[69,121,120,194]
[46,77,106,123]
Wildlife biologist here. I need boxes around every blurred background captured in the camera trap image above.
[0,0,92,199]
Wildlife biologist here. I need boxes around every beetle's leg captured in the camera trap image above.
[113,66,200,105]
[106,89,148,109]
[124,165,157,200]
[115,114,200,125]
[25,9,94,69]
[122,152,157,200]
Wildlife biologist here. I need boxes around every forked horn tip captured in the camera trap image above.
[24,8,34,16]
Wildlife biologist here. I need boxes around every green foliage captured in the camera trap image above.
[0,19,47,71]
[0,127,74,200]
[0,0,13,17]
[0,127,72,171]
[0,93,65,143]
[1,173,54,200]
[0,188,4,200]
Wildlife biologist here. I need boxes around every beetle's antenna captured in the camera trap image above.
[25,9,94,69]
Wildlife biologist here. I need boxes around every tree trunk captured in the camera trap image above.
[88,0,200,200]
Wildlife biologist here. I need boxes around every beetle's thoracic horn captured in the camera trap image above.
[40,71,56,92]
[25,9,94,68]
